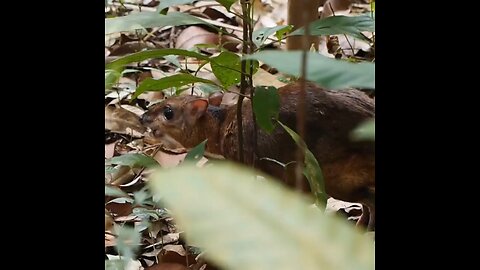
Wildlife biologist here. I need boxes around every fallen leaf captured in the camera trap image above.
[105,142,117,159]
[175,26,240,52]
[105,105,146,136]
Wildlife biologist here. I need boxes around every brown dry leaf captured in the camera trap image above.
[105,142,117,159]
[175,26,240,52]
[153,151,187,168]
[105,104,145,136]
[106,201,133,217]
[105,232,116,247]
[146,263,188,270]
[161,233,180,245]
[110,41,156,56]
[252,68,286,88]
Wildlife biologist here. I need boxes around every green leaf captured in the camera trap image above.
[216,0,236,11]
[105,165,119,174]
[252,86,280,133]
[163,55,181,68]
[252,25,291,48]
[211,52,242,88]
[245,51,374,89]
[105,69,121,89]
[277,121,328,208]
[351,119,375,141]
[211,52,258,88]
[157,0,196,11]
[105,153,159,168]
[132,74,219,99]
[105,185,130,198]
[105,259,125,270]
[148,163,374,270]
[275,25,294,41]
[106,48,210,70]
[290,15,375,42]
[114,225,142,260]
[133,189,149,206]
[185,140,207,162]
[197,83,224,95]
[105,12,210,35]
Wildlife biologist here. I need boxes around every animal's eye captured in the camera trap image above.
[163,107,174,120]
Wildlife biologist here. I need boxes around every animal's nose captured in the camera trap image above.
[140,112,150,125]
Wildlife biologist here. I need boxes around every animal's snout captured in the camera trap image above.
[140,112,152,125]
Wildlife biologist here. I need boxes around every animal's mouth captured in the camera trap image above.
[143,127,186,153]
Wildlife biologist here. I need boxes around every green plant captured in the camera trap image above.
[105,1,375,268]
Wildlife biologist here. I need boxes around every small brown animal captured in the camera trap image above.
[141,82,375,230]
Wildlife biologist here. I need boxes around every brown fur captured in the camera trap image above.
[141,82,375,230]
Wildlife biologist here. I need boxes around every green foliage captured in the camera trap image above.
[105,185,129,198]
[216,0,236,11]
[211,51,259,88]
[252,86,280,133]
[245,51,375,89]
[277,121,328,208]
[252,25,292,48]
[105,12,210,35]
[114,225,142,260]
[106,48,210,70]
[157,0,196,12]
[291,15,375,42]
[132,74,219,99]
[148,163,374,270]
[185,140,207,162]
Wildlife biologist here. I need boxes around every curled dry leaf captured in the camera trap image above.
[105,104,146,136]
[175,26,240,52]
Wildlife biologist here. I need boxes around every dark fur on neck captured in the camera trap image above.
[207,105,226,123]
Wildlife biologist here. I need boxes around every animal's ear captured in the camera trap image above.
[208,91,224,107]
[184,97,208,125]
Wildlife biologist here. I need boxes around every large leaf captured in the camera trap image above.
[216,0,236,11]
[252,86,280,133]
[105,12,210,35]
[132,74,219,99]
[105,153,159,168]
[148,163,374,270]
[245,51,374,89]
[277,121,328,207]
[211,52,258,88]
[290,15,375,41]
[106,49,210,70]
[157,0,196,11]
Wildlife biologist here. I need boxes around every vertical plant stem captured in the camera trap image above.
[237,0,250,163]
[247,3,257,168]
[295,0,311,191]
